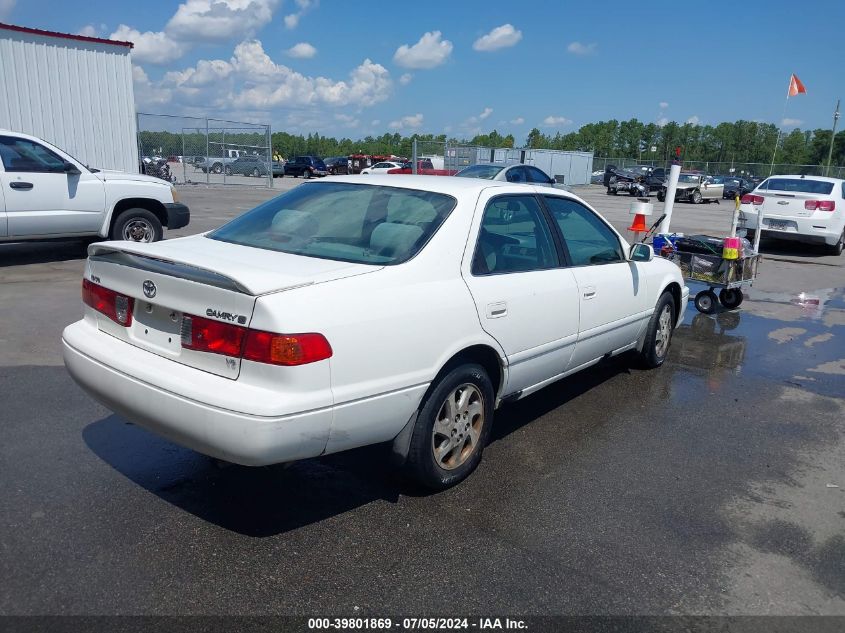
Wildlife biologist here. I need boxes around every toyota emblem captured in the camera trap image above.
[142,280,157,299]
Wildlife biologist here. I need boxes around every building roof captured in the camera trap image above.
[0,22,133,48]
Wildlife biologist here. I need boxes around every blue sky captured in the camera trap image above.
[4,0,844,142]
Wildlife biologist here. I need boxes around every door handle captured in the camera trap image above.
[582,285,597,299]
[10,181,33,190]
[486,302,507,318]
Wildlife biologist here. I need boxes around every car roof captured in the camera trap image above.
[310,174,582,197]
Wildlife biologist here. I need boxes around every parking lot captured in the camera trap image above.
[1,179,843,615]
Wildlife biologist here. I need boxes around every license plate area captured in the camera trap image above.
[130,300,183,354]
[766,219,794,231]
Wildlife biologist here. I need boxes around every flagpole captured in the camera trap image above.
[769,91,790,176]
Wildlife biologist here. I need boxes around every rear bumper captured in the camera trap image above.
[62,321,331,466]
[164,203,190,230]
[742,209,843,246]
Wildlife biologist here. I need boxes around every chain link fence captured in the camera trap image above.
[137,113,272,187]
[592,157,845,180]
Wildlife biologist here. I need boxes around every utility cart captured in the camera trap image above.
[666,245,761,314]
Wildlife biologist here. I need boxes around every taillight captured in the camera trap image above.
[806,200,835,211]
[181,314,246,356]
[82,279,134,326]
[243,331,332,366]
[741,194,764,205]
[179,313,332,366]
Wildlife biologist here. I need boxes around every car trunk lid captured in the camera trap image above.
[86,236,379,378]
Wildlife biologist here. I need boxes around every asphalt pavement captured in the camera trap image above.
[1,179,843,616]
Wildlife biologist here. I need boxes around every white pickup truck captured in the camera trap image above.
[0,131,189,243]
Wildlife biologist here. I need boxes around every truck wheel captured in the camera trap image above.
[212,163,223,174]
[405,363,494,490]
[639,291,676,368]
[691,190,703,204]
[111,208,163,243]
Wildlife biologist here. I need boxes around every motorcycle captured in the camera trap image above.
[141,157,176,183]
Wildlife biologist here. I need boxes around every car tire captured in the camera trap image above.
[719,288,744,309]
[639,291,676,369]
[694,290,718,314]
[826,230,844,256]
[405,363,494,490]
[657,191,665,202]
[607,187,617,195]
[111,208,163,243]
[304,170,312,179]
[691,190,703,204]
[212,163,223,174]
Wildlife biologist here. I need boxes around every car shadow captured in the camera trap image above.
[755,238,834,259]
[82,357,632,538]
[0,239,90,266]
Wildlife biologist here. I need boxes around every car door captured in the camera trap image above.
[0,135,104,238]
[462,192,580,396]
[0,166,6,237]
[542,195,651,370]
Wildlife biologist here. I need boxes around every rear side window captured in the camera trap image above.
[759,178,834,195]
[472,195,558,275]
[543,196,624,266]
[526,166,552,184]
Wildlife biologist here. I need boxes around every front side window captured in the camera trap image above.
[209,182,456,266]
[0,136,66,173]
[543,196,624,266]
[472,195,558,275]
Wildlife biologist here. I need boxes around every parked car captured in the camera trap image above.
[224,155,269,177]
[196,149,243,174]
[284,156,329,178]
[455,162,558,187]
[604,165,666,196]
[740,175,845,255]
[658,173,724,203]
[360,161,404,175]
[62,175,688,489]
[0,131,188,244]
[716,176,755,199]
[324,156,350,175]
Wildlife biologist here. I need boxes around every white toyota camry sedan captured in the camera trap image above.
[63,175,688,489]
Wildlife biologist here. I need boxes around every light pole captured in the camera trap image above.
[825,99,840,177]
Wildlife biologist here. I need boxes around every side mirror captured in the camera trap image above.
[550,177,557,184]
[63,162,81,175]
[630,243,654,262]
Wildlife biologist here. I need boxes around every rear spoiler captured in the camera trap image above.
[88,244,252,295]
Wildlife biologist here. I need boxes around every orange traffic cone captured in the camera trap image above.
[628,213,649,232]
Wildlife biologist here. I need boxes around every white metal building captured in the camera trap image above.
[0,23,138,173]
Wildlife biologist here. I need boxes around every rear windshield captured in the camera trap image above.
[758,178,834,195]
[456,164,504,179]
[208,182,457,265]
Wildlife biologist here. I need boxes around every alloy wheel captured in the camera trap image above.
[431,384,484,470]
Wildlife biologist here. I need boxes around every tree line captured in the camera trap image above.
[138,119,844,167]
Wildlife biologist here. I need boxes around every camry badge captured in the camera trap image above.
[142,280,157,298]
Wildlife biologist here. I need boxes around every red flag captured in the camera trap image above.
[788,74,807,97]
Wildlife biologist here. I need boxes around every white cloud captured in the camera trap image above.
[110,25,184,65]
[371,119,381,127]
[510,117,525,125]
[686,115,700,125]
[284,0,316,29]
[782,118,803,126]
[399,73,413,85]
[164,59,233,87]
[77,25,99,37]
[472,24,522,52]
[479,107,493,120]
[132,65,173,108]
[659,101,669,109]
[287,42,317,58]
[657,117,669,127]
[0,0,15,20]
[389,113,424,130]
[167,0,279,42]
[393,31,453,69]
[543,115,572,127]
[567,41,597,56]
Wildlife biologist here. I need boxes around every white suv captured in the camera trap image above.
[0,131,189,243]
[741,175,845,255]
